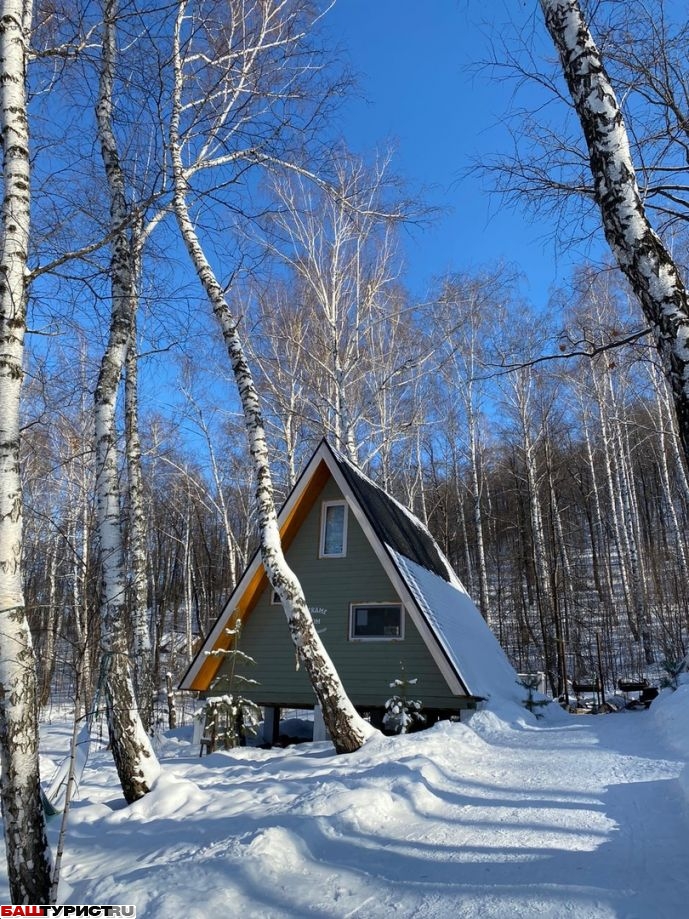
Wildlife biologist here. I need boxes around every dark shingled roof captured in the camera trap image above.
[328,443,452,583]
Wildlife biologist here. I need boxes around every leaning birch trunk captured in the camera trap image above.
[94,0,159,801]
[170,5,372,754]
[0,0,53,901]
[541,0,689,467]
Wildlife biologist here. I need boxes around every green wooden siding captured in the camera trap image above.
[214,477,465,710]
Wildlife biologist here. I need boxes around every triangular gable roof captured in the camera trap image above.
[336,453,453,581]
[180,440,519,704]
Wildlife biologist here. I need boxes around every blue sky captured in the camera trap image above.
[325,1,595,307]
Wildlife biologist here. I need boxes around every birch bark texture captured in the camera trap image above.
[170,2,373,754]
[0,0,53,902]
[125,304,154,733]
[540,0,689,466]
[94,0,159,801]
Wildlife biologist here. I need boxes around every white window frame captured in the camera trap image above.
[319,500,348,558]
[349,602,404,641]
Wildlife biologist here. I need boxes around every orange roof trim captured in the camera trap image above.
[187,460,331,691]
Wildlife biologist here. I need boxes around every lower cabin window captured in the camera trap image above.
[350,603,403,640]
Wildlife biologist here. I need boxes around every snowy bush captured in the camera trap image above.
[383,667,426,735]
[659,658,686,691]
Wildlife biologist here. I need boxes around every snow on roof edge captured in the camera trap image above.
[389,546,522,706]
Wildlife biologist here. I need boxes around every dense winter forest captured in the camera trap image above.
[26,265,689,701]
[2,0,689,904]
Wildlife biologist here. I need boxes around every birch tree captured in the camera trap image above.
[0,0,53,901]
[181,389,244,585]
[539,0,689,465]
[246,279,321,487]
[428,271,507,622]
[507,366,561,691]
[262,154,409,465]
[170,0,372,753]
[125,308,154,731]
[487,1,689,232]
[94,0,159,801]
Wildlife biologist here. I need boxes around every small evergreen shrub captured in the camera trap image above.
[204,619,260,750]
[383,665,426,735]
[518,675,549,718]
[202,693,261,750]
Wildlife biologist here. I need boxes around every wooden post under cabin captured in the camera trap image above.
[263,706,280,746]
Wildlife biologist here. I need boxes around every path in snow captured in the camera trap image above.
[41,704,687,919]
[448,710,687,919]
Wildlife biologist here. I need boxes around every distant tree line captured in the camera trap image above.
[22,262,688,707]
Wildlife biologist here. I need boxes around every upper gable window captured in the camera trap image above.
[319,500,348,558]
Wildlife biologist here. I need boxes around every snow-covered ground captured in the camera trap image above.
[2,685,688,918]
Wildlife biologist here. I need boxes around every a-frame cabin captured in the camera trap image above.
[180,440,520,733]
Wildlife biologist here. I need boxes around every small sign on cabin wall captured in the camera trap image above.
[311,606,328,633]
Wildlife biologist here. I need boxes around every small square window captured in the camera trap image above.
[350,604,403,641]
[319,501,347,558]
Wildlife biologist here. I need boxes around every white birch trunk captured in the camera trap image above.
[514,371,558,689]
[468,399,490,620]
[652,360,689,509]
[39,538,61,707]
[0,0,52,901]
[183,499,194,662]
[549,478,573,620]
[541,0,689,466]
[648,365,689,585]
[459,501,476,600]
[580,398,614,612]
[70,503,92,718]
[544,439,574,690]
[68,348,95,716]
[606,371,652,661]
[525,438,557,685]
[125,303,154,731]
[414,427,429,526]
[94,0,159,801]
[193,406,238,587]
[170,2,372,753]
[591,363,636,633]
